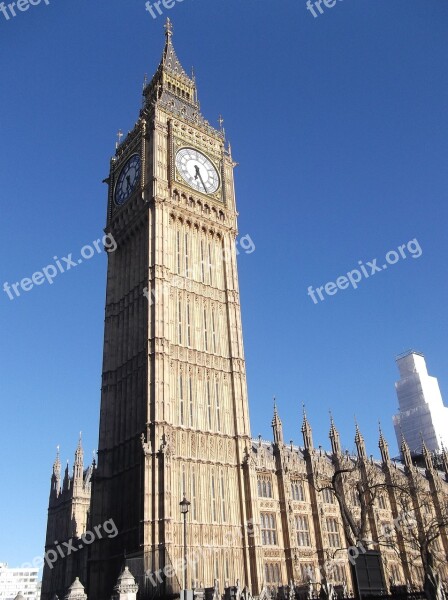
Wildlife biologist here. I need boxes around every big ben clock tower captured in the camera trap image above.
[88,19,261,599]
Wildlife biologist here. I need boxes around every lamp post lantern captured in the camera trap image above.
[180,496,191,592]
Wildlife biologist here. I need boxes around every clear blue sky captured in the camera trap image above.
[1,0,448,571]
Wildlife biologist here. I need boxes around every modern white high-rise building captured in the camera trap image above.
[0,564,39,600]
[393,350,448,455]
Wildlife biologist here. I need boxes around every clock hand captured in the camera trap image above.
[199,173,207,192]
[194,165,207,192]
[126,175,132,192]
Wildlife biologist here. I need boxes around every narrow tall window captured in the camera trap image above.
[185,232,189,276]
[208,243,213,285]
[200,240,205,282]
[274,564,280,583]
[322,488,335,504]
[258,476,273,498]
[291,481,305,501]
[221,471,226,522]
[186,302,191,347]
[207,380,212,429]
[214,554,219,580]
[179,375,184,426]
[181,463,186,497]
[191,469,197,520]
[264,564,280,584]
[301,564,313,581]
[211,310,217,353]
[203,308,208,351]
[176,230,181,275]
[326,518,341,548]
[189,377,194,427]
[211,473,217,521]
[178,298,183,345]
[261,513,277,545]
[296,515,311,547]
[215,380,221,431]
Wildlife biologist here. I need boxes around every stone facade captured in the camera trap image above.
[42,411,448,599]
[41,20,448,600]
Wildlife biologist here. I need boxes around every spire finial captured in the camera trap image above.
[329,412,338,437]
[301,404,313,450]
[378,421,386,443]
[53,445,61,477]
[271,397,283,444]
[165,17,173,39]
[272,396,280,424]
[329,412,341,455]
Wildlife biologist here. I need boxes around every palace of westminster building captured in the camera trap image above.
[41,19,448,600]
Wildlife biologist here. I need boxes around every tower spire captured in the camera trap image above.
[53,445,61,476]
[301,405,313,451]
[354,419,367,460]
[51,445,61,498]
[421,434,433,473]
[73,433,84,492]
[143,19,198,109]
[271,397,283,445]
[329,412,341,456]
[400,432,412,469]
[378,422,390,464]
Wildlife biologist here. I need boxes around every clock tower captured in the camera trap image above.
[88,19,260,599]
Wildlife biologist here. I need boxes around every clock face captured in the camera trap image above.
[175,148,220,195]
[114,154,141,206]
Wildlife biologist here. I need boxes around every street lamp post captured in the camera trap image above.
[180,496,191,593]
